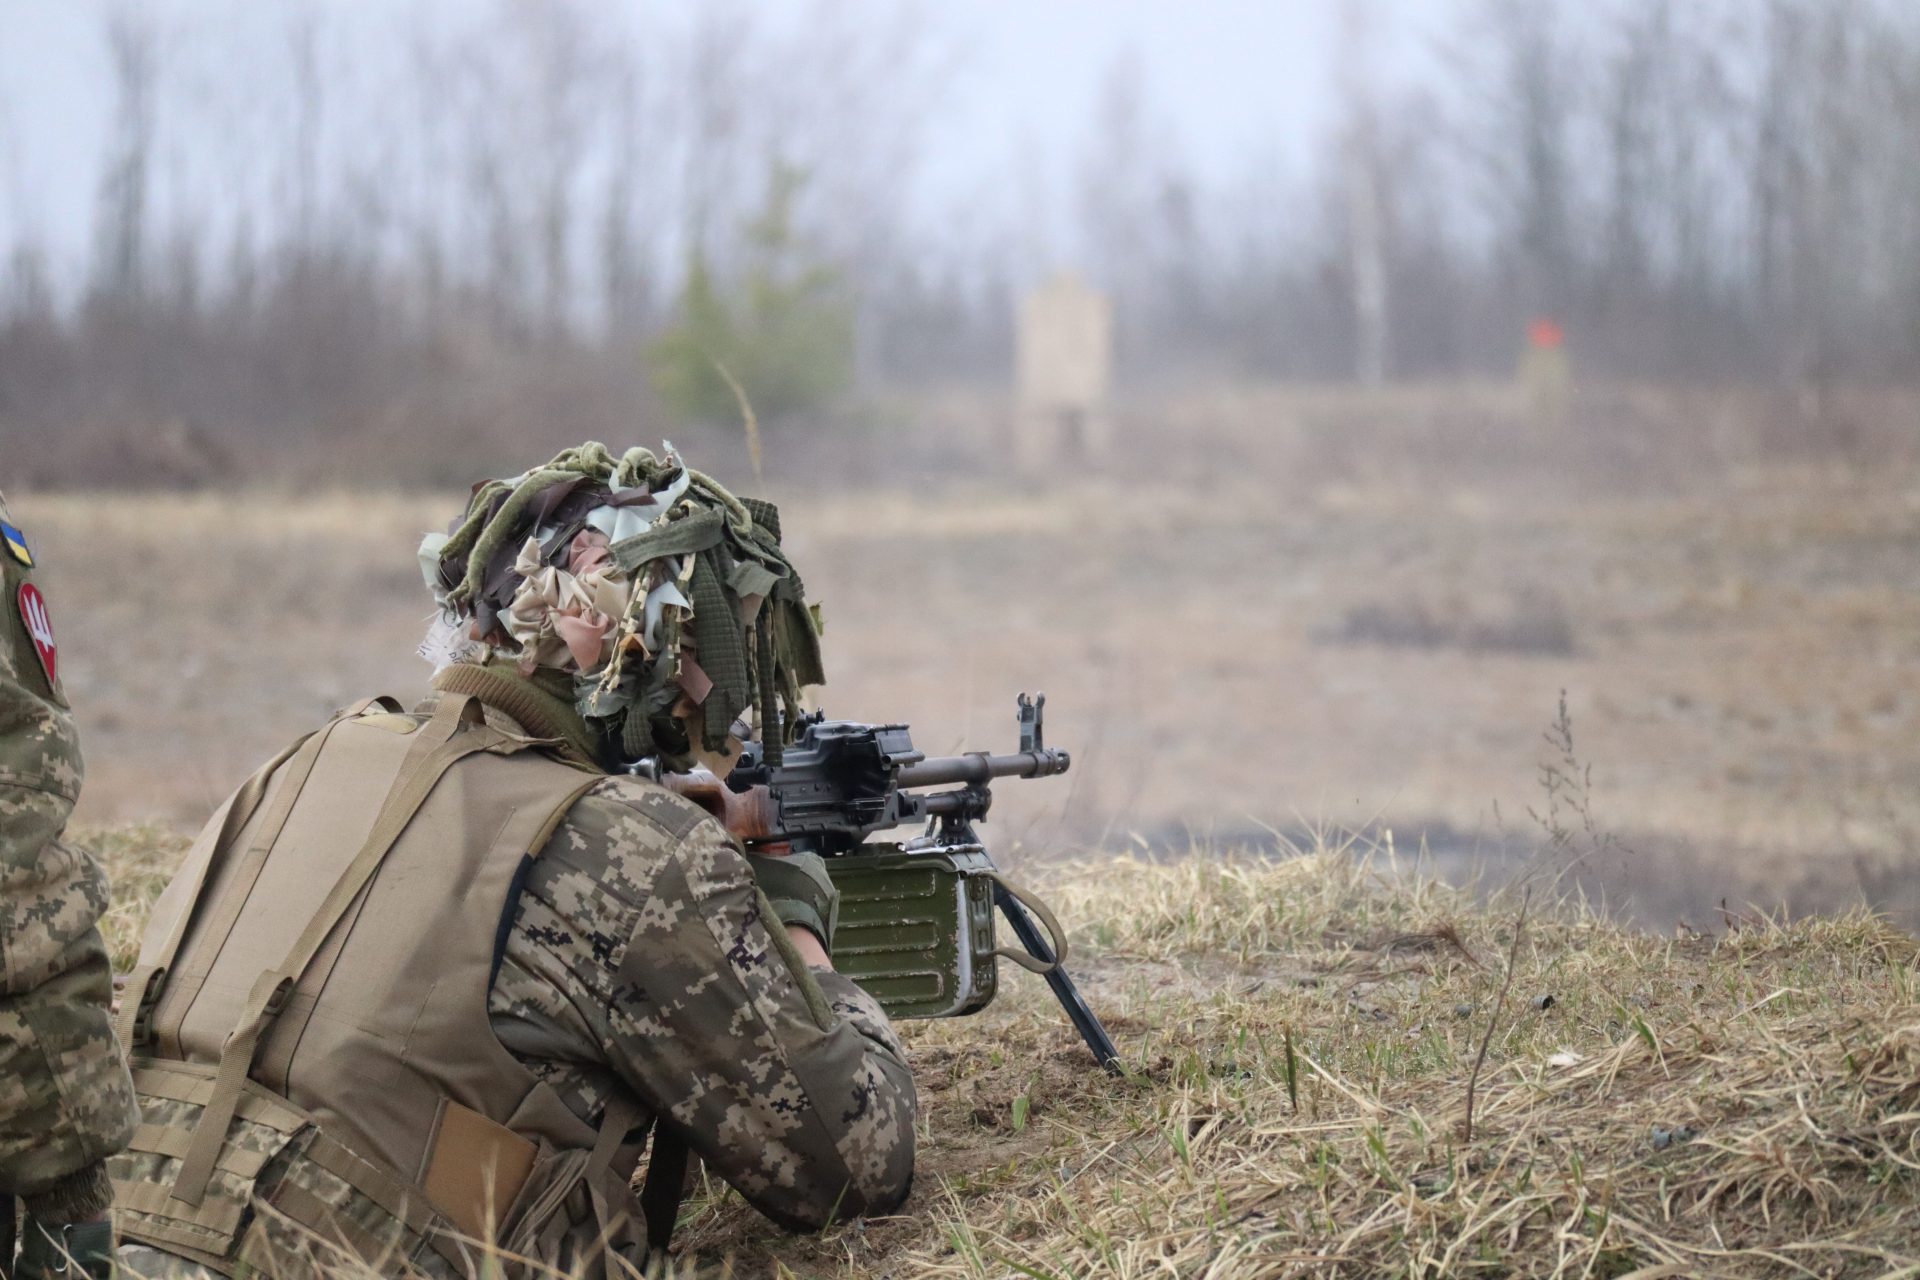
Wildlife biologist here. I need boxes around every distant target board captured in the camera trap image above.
[1015,273,1113,471]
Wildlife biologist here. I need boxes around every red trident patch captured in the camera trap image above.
[17,582,56,686]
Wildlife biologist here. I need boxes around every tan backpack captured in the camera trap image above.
[111,694,654,1277]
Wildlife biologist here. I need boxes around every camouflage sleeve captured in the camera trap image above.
[606,816,917,1231]
[0,498,137,1219]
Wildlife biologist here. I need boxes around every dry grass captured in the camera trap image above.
[85,827,1920,1278]
[23,469,1920,929]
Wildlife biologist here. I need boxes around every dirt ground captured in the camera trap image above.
[18,391,1919,928]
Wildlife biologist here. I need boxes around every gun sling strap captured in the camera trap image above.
[639,1125,690,1257]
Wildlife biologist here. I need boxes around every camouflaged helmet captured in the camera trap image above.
[418,442,823,773]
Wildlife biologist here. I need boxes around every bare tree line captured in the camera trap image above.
[1,0,1918,482]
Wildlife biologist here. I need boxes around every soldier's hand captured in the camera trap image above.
[15,1213,115,1280]
[784,924,831,969]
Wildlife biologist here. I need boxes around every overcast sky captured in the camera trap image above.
[0,1,1464,273]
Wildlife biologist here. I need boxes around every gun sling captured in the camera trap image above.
[639,1125,690,1257]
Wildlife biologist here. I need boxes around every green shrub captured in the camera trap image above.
[648,164,855,423]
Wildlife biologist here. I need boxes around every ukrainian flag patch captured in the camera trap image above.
[1,521,30,568]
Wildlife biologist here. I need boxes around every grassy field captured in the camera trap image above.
[84,825,1920,1278]
[24,449,1920,928]
[25,383,1920,1275]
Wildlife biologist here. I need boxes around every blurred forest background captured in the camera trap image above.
[4,0,1918,926]
[3,0,1920,481]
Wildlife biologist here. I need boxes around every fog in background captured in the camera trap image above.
[7,0,1920,926]
[3,0,1918,484]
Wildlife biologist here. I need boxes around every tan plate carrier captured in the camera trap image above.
[110,694,647,1278]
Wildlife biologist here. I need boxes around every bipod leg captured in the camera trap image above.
[993,881,1122,1073]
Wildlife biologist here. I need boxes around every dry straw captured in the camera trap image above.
[88,825,1920,1279]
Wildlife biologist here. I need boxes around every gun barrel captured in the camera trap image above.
[894,748,1070,789]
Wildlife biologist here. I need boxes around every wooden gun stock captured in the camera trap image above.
[662,768,779,843]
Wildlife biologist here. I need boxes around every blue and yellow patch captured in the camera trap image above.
[1,521,30,568]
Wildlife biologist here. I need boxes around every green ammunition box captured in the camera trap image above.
[826,843,998,1019]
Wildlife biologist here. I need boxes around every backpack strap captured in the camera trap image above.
[169,694,497,1207]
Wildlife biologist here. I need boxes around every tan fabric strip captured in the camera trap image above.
[265,1182,407,1270]
[170,696,492,1206]
[131,1065,309,1136]
[166,970,291,1205]
[115,1178,247,1236]
[114,1209,241,1276]
[579,1093,644,1280]
[129,1059,216,1099]
[254,892,363,1092]
[304,1133,437,1236]
[128,1124,273,1179]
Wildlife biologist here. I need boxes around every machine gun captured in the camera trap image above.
[665,696,1119,1071]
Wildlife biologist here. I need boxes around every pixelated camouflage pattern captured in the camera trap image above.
[116,712,913,1275]
[110,1092,462,1278]
[492,774,916,1232]
[0,491,137,1213]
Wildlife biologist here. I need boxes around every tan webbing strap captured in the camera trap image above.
[170,696,495,1207]
[114,1200,241,1279]
[129,1062,308,1132]
[304,1134,439,1239]
[584,1095,644,1280]
[114,1179,247,1237]
[338,694,404,719]
[114,1210,242,1273]
[308,1131,480,1276]
[261,1182,408,1272]
[128,1124,274,1180]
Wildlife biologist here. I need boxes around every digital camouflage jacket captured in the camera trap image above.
[492,771,918,1232]
[115,678,915,1278]
[0,492,137,1223]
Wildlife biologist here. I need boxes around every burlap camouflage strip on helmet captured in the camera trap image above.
[428,443,825,771]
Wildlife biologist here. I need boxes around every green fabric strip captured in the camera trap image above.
[608,506,726,573]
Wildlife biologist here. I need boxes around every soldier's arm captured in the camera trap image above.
[0,509,137,1222]
[605,816,916,1231]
